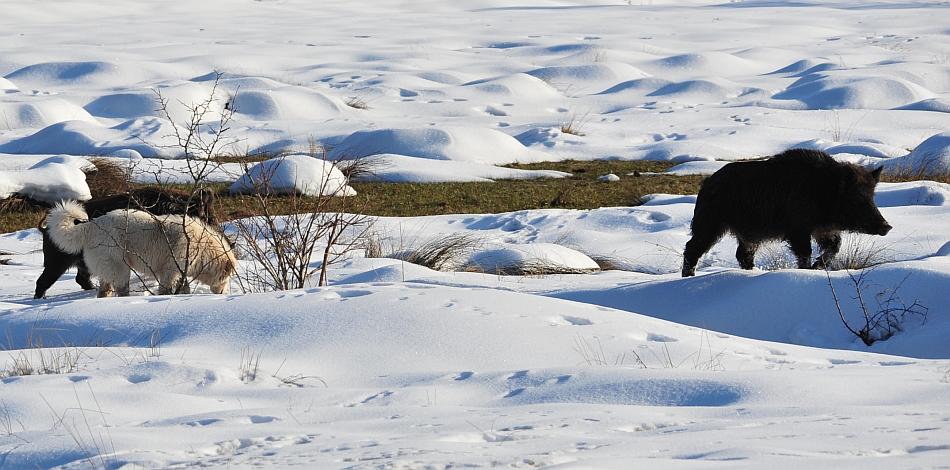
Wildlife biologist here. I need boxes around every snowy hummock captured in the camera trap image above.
[230,155,356,197]
[0,155,91,203]
[327,127,547,165]
[3,0,950,467]
[0,0,946,170]
[350,154,569,183]
[465,242,600,274]
[882,132,950,176]
[2,181,950,466]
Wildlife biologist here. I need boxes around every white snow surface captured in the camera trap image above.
[3,0,950,467]
[230,155,356,197]
[0,0,947,171]
[4,181,950,467]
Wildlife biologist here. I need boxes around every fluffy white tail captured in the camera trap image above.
[46,200,91,254]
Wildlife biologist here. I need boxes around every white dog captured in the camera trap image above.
[47,200,236,297]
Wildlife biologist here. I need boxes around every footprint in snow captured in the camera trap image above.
[647,333,678,342]
[828,359,861,365]
[337,290,372,298]
[557,315,593,326]
[186,418,222,427]
[127,373,151,384]
[249,415,278,424]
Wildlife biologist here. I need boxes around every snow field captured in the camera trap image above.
[2,0,950,467]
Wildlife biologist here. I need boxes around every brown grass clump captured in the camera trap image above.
[85,158,131,198]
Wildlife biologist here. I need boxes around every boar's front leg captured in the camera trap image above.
[811,232,842,270]
[787,231,813,269]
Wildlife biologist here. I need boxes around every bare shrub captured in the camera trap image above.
[826,268,928,346]
[108,71,238,295]
[231,149,372,292]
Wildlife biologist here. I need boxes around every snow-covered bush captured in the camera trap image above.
[230,154,356,197]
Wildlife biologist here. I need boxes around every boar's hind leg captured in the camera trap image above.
[787,232,813,269]
[811,232,842,270]
[736,239,759,270]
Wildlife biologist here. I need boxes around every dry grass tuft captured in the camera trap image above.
[86,158,131,198]
[381,233,483,271]
[345,96,370,110]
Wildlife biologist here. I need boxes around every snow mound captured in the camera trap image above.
[647,52,764,77]
[4,61,145,87]
[647,78,764,104]
[0,157,91,203]
[83,92,158,119]
[0,98,98,129]
[663,160,729,176]
[465,243,600,274]
[230,154,356,197]
[328,127,544,164]
[874,181,950,208]
[0,119,169,157]
[230,88,344,121]
[882,132,950,176]
[773,74,935,109]
[896,98,950,113]
[596,77,673,96]
[502,375,744,407]
[634,140,740,162]
[554,261,950,359]
[352,154,568,183]
[527,63,650,87]
[462,73,561,99]
[768,59,839,76]
[640,193,698,206]
[0,77,17,90]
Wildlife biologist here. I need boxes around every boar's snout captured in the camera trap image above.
[877,223,893,236]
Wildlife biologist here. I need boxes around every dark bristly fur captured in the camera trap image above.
[34,188,218,298]
[681,149,892,277]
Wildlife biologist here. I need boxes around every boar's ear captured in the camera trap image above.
[871,166,883,183]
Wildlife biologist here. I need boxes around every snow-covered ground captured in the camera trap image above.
[1,0,949,171]
[4,180,950,468]
[3,0,950,468]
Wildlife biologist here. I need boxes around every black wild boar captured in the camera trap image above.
[34,188,218,298]
[681,149,891,277]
